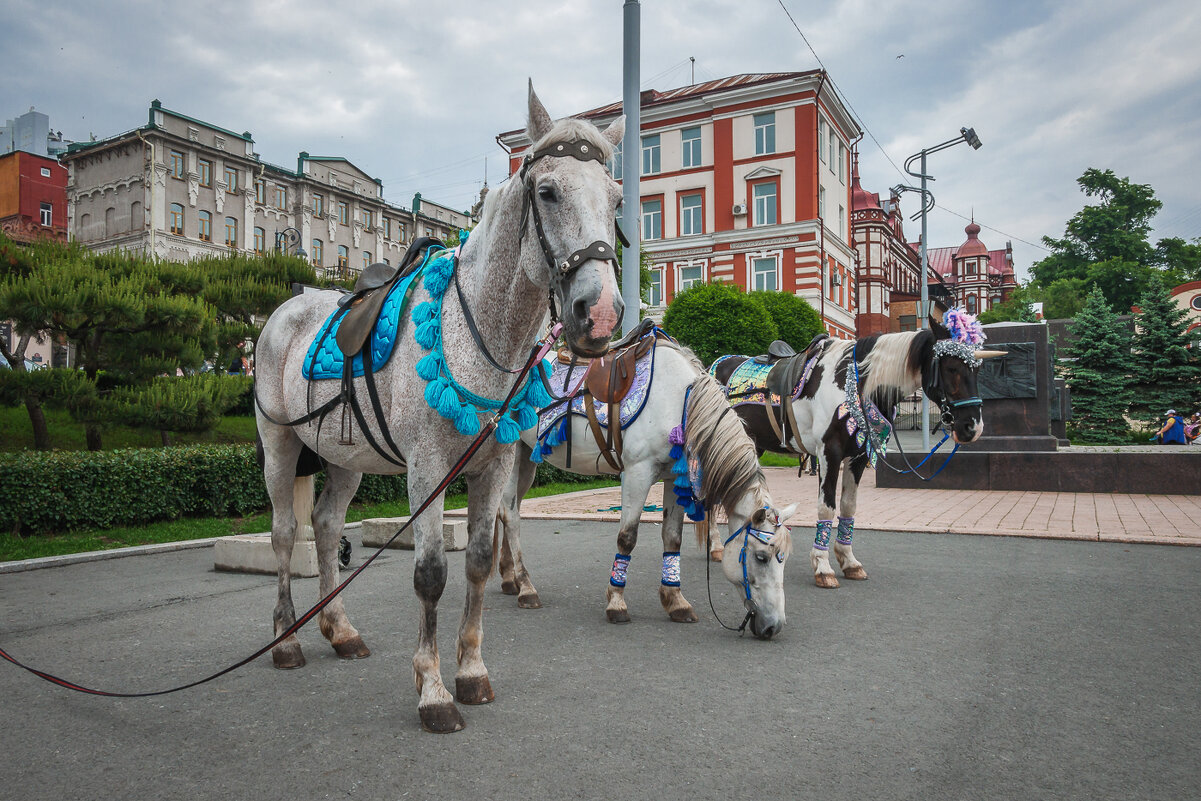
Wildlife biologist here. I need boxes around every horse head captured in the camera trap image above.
[521,83,625,357]
[721,501,797,640]
[922,315,1003,444]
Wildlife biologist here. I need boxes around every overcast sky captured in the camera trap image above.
[4,0,1198,279]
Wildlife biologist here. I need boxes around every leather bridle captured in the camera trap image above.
[517,138,628,323]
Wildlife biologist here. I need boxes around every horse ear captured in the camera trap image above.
[602,114,626,147]
[752,507,767,525]
[527,80,554,143]
[929,315,951,340]
[777,503,798,522]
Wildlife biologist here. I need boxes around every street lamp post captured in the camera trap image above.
[894,127,982,451]
[275,226,308,260]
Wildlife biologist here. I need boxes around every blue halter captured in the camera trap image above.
[723,506,787,603]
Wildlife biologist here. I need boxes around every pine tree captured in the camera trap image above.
[1064,286,1133,444]
[1130,275,1200,429]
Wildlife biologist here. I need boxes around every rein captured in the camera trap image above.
[703,506,785,636]
[0,326,564,698]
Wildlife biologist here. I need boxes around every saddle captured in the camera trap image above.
[757,333,831,456]
[753,339,798,364]
[552,319,662,472]
[334,237,442,359]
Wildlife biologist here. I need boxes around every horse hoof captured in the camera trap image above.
[606,608,631,624]
[419,703,466,733]
[500,579,519,595]
[455,675,495,705]
[815,573,840,589]
[668,607,698,623]
[843,566,868,580]
[332,636,371,659]
[517,592,542,609]
[272,644,306,670]
[709,550,723,563]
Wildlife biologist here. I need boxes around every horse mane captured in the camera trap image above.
[856,329,931,411]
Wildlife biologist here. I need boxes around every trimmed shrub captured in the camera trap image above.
[748,291,824,352]
[662,281,777,365]
[1,442,608,535]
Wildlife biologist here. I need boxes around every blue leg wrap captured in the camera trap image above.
[836,516,854,547]
[814,519,834,552]
[610,553,631,588]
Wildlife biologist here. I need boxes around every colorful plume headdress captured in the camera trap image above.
[942,307,986,346]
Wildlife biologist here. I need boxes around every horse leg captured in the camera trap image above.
[605,459,656,623]
[811,450,843,589]
[455,456,513,708]
[313,463,370,658]
[497,441,541,607]
[261,428,307,669]
[833,458,869,581]
[407,466,463,733]
[658,480,697,623]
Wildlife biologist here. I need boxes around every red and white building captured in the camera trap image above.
[498,72,863,338]
[919,223,1017,316]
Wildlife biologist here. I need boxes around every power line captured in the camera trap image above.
[935,205,1050,251]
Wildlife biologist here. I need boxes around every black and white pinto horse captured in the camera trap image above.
[254,86,626,733]
[711,315,1001,588]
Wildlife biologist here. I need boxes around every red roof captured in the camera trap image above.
[913,245,1011,279]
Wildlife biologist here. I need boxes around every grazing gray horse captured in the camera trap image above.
[254,84,625,732]
[497,338,797,639]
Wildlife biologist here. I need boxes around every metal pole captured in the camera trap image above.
[620,0,641,337]
[919,150,930,452]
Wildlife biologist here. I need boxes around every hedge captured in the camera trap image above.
[0,443,606,535]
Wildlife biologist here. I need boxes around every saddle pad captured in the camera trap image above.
[712,353,819,408]
[302,267,423,380]
[536,337,657,439]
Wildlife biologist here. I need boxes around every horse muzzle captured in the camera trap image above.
[561,260,623,356]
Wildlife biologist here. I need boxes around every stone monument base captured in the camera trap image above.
[360,517,467,551]
[214,535,318,577]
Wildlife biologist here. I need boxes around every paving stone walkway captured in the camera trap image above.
[483,467,1201,547]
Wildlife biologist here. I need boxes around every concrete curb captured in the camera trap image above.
[0,522,363,575]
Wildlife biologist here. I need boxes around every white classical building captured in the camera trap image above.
[62,101,470,276]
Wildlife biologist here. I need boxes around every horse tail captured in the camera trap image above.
[293,474,315,540]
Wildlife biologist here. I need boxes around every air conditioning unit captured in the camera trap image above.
[732,203,748,216]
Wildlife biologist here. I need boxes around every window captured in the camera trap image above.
[383,218,391,239]
[608,140,623,181]
[313,194,325,218]
[39,202,52,227]
[899,314,916,332]
[254,226,265,253]
[641,134,660,176]
[199,159,212,188]
[681,127,701,168]
[198,210,212,242]
[224,216,237,248]
[641,198,662,240]
[648,267,663,307]
[838,143,846,184]
[828,130,837,171]
[751,256,778,292]
[399,222,407,242]
[818,118,826,163]
[337,245,349,269]
[170,150,185,179]
[40,167,51,178]
[752,182,777,226]
[169,203,184,235]
[754,112,776,155]
[338,201,349,225]
[363,251,372,268]
[838,205,845,235]
[224,166,238,192]
[359,209,372,229]
[272,186,286,210]
[311,239,323,266]
[967,295,978,314]
[819,186,826,220]
[255,180,265,204]
[679,263,705,292]
[679,193,703,236]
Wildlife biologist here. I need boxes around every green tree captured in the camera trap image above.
[1041,277,1088,320]
[1064,286,1133,443]
[749,291,823,349]
[662,281,777,366]
[1129,275,1200,428]
[978,284,1040,324]
[1155,237,1201,285]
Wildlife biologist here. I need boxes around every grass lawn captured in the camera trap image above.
[0,406,258,452]
[758,452,800,468]
[0,477,621,563]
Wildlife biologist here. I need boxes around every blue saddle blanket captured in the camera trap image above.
[302,267,423,380]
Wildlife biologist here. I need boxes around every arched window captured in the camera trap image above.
[224,216,238,248]
[253,226,265,253]
[967,294,977,314]
[169,203,184,236]
[198,210,212,242]
[104,207,116,237]
[130,201,142,231]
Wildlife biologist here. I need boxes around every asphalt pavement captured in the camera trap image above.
[1,519,1197,801]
